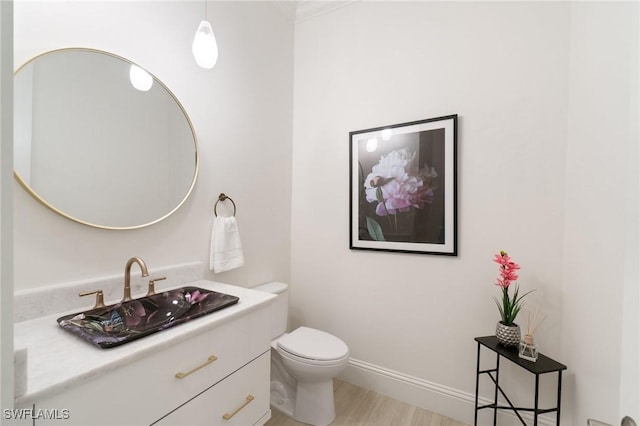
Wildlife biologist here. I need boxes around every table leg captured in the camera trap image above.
[534,374,540,426]
[474,342,481,426]
[556,371,563,426]
[493,353,500,426]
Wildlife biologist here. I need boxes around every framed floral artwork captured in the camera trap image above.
[349,115,458,255]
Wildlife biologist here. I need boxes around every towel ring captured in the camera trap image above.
[214,193,236,217]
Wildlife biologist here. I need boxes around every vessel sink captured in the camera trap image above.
[57,286,239,349]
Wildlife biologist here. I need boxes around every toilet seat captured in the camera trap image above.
[277,327,349,364]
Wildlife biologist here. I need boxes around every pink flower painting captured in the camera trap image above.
[350,115,457,253]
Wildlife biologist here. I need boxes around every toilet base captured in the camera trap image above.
[270,393,295,419]
[270,380,296,419]
[292,379,336,426]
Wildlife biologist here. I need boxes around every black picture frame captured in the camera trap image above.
[349,114,458,255]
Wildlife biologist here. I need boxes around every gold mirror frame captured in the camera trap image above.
[14,48,199,230]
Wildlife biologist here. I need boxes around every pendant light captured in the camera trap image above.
[192,0,218,69]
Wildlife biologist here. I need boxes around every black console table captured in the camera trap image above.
[474,336,567,426]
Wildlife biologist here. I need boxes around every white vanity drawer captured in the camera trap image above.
[154,307,270,403]
[153,351,271,426]
[139,304,271,420]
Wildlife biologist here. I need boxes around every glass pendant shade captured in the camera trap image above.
[192,20,218,69]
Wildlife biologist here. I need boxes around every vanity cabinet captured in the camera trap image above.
[15,299,272,426]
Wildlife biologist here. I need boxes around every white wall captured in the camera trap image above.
[13,1,294,290]
[563,2,639,424]
[292,1,637,425]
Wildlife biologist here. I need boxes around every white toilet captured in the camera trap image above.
[253,282,349,426]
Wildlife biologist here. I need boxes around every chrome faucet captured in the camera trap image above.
[123,257,149,302]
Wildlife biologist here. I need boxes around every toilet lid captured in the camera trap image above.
[277,327,349,361]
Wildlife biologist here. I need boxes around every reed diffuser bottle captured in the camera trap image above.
[519,310,545,362]
[519,334,538,361]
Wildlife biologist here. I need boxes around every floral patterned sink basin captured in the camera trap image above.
[57,286,239,349]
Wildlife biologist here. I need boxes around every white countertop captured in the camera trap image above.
[14,281,275,405]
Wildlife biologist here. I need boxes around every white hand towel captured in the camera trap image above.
[210,216,245,273]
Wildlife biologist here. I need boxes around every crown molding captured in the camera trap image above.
[268,0,360,24]
[270,1,298,21]
[295,0,360,23]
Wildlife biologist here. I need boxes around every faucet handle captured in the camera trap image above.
[146,277,167,296]
[79,290,105,309]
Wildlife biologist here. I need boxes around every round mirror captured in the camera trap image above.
[14,48,198,230]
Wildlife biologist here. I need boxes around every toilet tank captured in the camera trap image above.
[252,282,289,339]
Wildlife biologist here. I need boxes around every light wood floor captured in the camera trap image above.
[265,380,469,426]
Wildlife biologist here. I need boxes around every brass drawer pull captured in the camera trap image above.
[175,355,217,379]
[222,395,254,420]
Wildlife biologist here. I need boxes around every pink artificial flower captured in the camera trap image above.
[493,251,520,289]
[493,250,532,326]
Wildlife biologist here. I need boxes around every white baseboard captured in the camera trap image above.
[338,357,556,426]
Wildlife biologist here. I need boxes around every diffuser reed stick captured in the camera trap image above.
[525,309,546,337]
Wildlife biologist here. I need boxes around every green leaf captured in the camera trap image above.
[366,217,385,241]
[494,297,506,322]
[500,284,536,324]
